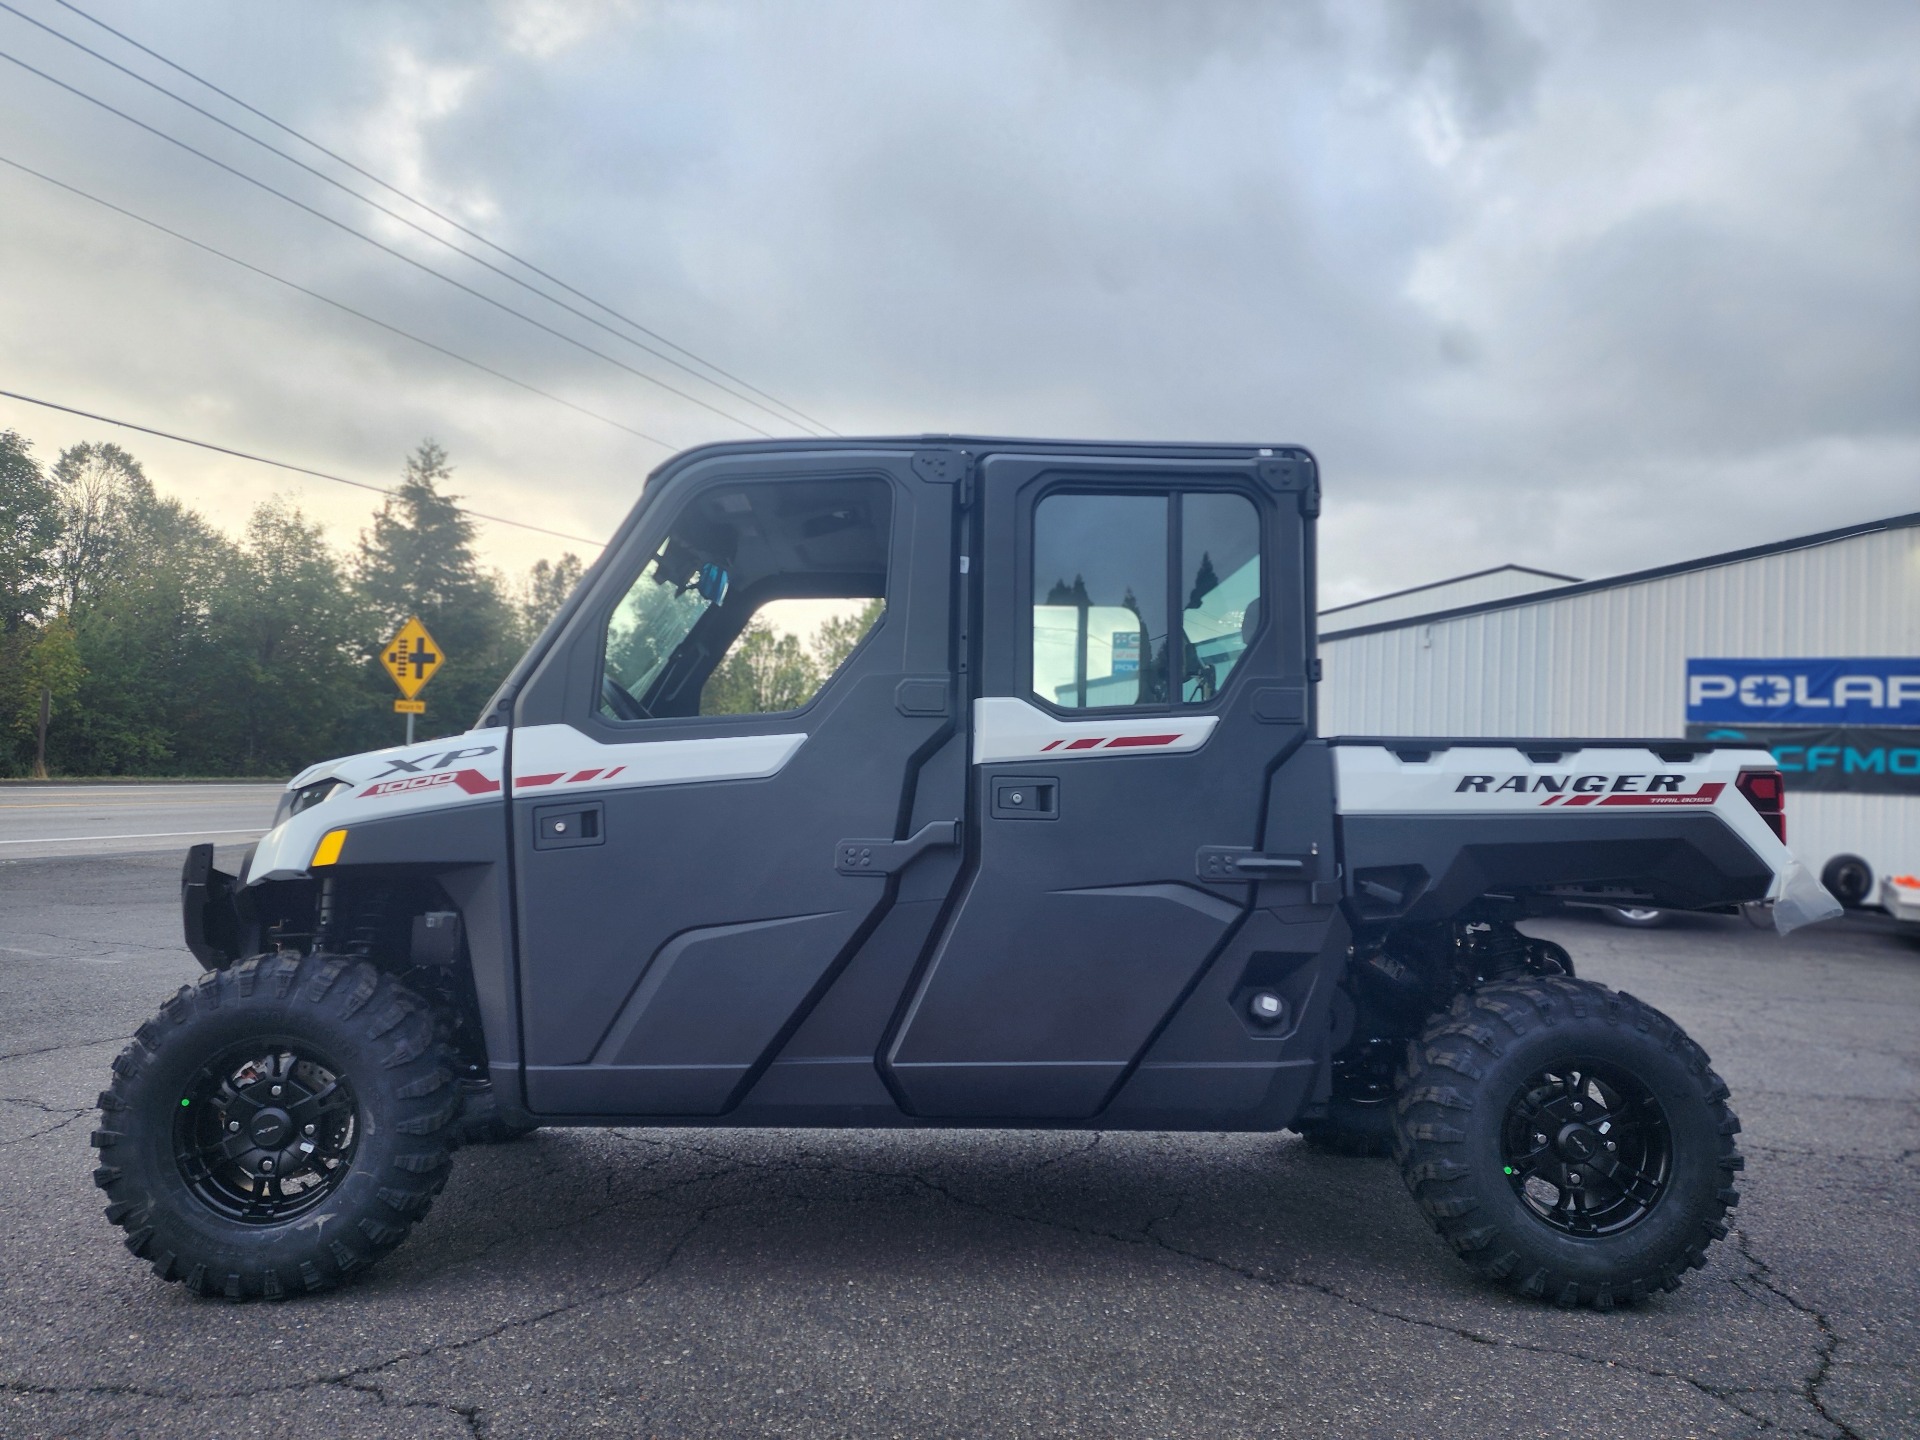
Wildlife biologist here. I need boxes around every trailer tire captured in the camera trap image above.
[1820,854,1872,909]
[92,953,457,1300]
[1392,976,1741,1309]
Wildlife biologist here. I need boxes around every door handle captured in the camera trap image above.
[1195,846,1313,881]
[836,820,961,876]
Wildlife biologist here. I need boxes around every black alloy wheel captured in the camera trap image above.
[174,1041,360,1224]
[94,952,458,1299]
[1498,1061,1671,1237]
[1393,975,1742,1308]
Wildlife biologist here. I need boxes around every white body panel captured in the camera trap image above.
[250,730,508,883]
[971,697,1217,765]
[1332,743,1818,916]
[247,725,806,883]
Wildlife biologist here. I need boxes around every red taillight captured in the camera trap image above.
[1736,768,1786,842]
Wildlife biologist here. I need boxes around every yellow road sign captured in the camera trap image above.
[393,699,426,714]
[380,616,444,700]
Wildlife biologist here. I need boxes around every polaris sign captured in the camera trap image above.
[1686,658,1920,727]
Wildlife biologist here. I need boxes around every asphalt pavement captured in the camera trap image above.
[0,783,283,859]
[0,836,1914,1437]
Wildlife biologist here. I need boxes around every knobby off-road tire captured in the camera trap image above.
[1297,1100,1396,1157]
[92,953,458,1299]
[1392,976,1742,1309]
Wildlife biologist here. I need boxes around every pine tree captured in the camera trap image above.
[351,441,516,744]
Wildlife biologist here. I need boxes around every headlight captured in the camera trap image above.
[277,777,348,824]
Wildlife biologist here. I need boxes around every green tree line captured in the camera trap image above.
[0,431,583,778]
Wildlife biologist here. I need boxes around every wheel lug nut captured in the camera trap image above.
[271,1085,283,1097]
[1566,1171,1582,1186]
[228,1121,241,1132]
[260,1159,274,1172]
[1534,1133,1548,1146]
[304,1123,316,1135]
[1605,1140,1616,1151]
[1571,1102,1583,1113]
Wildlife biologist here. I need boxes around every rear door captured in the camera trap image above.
[509,446,962,1116]
[884,449,1324,1118]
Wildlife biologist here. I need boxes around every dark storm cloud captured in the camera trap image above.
[0,0,1913,597]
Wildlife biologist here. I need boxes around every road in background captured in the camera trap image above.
[1,853,1915,1438]
[0,784,282,859]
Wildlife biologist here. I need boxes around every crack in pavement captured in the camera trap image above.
[614,1133,1820,1436]
[0,1034,131,1064]
[0,1112,89,1148]
[1734,1229,1867,1440]
[0,1202,728,1435]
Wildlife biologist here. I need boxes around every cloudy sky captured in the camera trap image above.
[0,0,1914,605]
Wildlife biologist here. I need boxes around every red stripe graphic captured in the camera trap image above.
[1041,740,1064,751]
[452,770,501,795]
[515,772,563,788]
[1599,783,1725,807]
[567,769,603,783]
[1065,737,1103,750]
[1104,733,1180,749]
[1540,782,1725,808]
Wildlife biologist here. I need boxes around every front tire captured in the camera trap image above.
[92,953,457,1299]
[1393,976,1742,1308]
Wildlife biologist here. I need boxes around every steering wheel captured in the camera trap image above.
[600,672,651,721]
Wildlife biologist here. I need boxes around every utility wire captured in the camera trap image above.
[0,151,673,451]
[0,387,606,548]
[4,0,829,437]
[42,0,835,436]
[0,45,780,438]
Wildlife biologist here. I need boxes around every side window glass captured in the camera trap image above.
[1031,494,1169,709]
[1180,492,1261,704]
[600,478,891,721]
[700,597,884,715]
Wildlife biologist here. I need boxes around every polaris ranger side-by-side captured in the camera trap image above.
[95,439,1840,1307]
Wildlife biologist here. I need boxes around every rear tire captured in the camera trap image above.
[92,953,457,1300]
[1393,976,1742,1308]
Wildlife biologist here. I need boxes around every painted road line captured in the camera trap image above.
[0,828,266,846]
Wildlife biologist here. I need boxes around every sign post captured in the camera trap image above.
[379,616,445,745]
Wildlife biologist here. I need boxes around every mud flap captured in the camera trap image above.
[1770,857,1845,934]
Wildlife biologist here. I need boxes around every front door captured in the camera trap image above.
[885,450,1321,1119]
[511,448,960,1116]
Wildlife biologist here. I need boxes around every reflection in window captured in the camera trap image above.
[1180,493,1260,703]
[700,598,885,715]
[1030,489,1264,711]
[1031,494,1168,708]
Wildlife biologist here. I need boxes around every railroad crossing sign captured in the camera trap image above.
[380,616,444,701]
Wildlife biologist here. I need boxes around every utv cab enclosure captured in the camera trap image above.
[102,438,1838,1308]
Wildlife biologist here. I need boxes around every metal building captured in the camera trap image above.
[1319,511,1920,901]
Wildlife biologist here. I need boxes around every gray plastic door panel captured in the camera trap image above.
[885,453,1321,1120]
[510,449,961,1117]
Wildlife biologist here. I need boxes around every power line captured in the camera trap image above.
[52,0,835,435]
[0,387,607,549]
[0,44,781,439]
[0,150,674,451]
[4,0,831,438]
